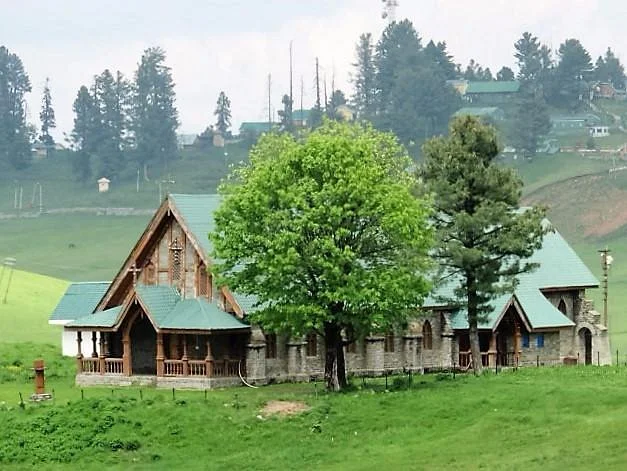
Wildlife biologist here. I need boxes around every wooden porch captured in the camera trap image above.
[74,330,246,379]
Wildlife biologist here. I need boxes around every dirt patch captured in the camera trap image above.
[262,400,309,417]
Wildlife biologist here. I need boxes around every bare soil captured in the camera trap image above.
[262,400,310,417]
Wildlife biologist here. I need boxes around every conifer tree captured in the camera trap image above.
[214,91,232,136]
[39,77,56,151]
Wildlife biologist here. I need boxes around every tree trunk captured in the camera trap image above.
[324,322,347,391]
[468,283,483,375]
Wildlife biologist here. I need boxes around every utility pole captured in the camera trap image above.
[289,40,294,129]
[300,75,304,122]
[598,247,613,327]
[267,73,272,129]
[315,58,321,112]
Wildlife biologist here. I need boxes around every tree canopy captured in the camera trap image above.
[421,116,546,373]
[211,121,433,390]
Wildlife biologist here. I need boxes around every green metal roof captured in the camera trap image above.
[169,194,222,256]
[426,222,595,330]
[135,285,180,325]
[293,109,311,121]
[66,306,122,328]
[49,282,110,321]
[239,122,276,134]
[160,297,250,330]
[134,284,248,331]
[466,81,520,94]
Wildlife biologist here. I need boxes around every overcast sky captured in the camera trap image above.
[4,0,627,140]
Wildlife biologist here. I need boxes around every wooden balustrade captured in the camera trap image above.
[212,359,241,377]
[81,357,100,374]
[104,358,124,374]
[164,359,184,376]
[188,360,206,377]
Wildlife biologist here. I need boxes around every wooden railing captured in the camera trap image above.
[213,359,241,377]
[81,357,100,374]
[104,358,124,374]
[164,359,185,376]
[188,360,207,377]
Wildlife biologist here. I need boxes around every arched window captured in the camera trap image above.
[265,333,277,359]
[558,299,567,316]
[384,332,395,353]
[423,321,433,350]
[306,333,317,357]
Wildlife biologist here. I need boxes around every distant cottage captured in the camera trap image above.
[49,194,610,389]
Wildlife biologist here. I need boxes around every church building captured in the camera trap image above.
[49,194,611,389]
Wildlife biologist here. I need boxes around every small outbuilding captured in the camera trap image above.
[98,177,111,193]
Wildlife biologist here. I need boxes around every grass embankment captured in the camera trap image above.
[1,360,627,470]
[0,142,248,213]
[0,270,68,344]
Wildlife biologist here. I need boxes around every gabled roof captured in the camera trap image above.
[169,194,221,256]
[49,282,110,322]
[466,81,520,94]
[69,284,249,331]
[239,122,276,134]
[66,306,122,328]
[426,221,595,331]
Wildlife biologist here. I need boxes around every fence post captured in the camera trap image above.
[617,349,619,366]
[172,388,175,401]
[453,362,456,379]
[385,370,388,390]
[536,355,539,367]
[597,351,600,366]
[577,352,580,365]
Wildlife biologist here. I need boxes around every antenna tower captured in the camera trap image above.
[381,0,398,23]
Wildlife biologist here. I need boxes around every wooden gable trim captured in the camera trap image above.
[221,287,244,318]
[492,295,532,333]
[167,202,210,267]
[96,199,171,312]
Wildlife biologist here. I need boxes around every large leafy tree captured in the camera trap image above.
[0,46,32,170]
[421,116,546,374]
[214,91,232,136]
[132,47,179,179]
[39,77,56,149]
[212,121,433,391]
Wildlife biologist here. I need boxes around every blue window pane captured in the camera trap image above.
[522,334,529,348]
[536,334,545,348]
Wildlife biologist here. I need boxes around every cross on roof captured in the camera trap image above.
[128,262,142,286]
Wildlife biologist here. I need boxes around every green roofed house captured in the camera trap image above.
[50,195,610,389]
[465,80,520,105]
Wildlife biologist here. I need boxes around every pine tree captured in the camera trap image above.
[39,77,56,152]
[132,47,179,180]
[71,86,96,182]
[326,90,347,120]
[421,116,547,374]
[496,66,515,81]
[277,94,293,132]
[0,46,32,169]
[351,33,376,120]
[214,91,232,136]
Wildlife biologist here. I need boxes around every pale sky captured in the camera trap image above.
[4,0,627,140]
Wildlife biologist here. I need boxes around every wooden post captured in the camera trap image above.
[99,333,106,375]
[488,332,497,368]
[122,333,131,376]
[91,331,98,358]
[156,332,165,377]
[205,336,213,378]
[76,332,83,373]
[514,323,522,365]
[182,335,189,376]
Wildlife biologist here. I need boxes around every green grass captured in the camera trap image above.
[0,143,248,213]
[2,353,627,470]
[0,270,68,344]
[0,215,149,281]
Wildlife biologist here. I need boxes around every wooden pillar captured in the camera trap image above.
[514,322,522,365]
[76,331,83,373]
[205,336,213,377]
[170,334,180,359]
[182,335,189,376]
[156,332,165,377]
[122,332,131,376]
[99,332,106,375]
[103,332,109,356]
[91,331,98,358]
[488,332,497,368]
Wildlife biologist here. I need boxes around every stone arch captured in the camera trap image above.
[423,321,433,350]
[578,327,593,365]
[558,299,567,316]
